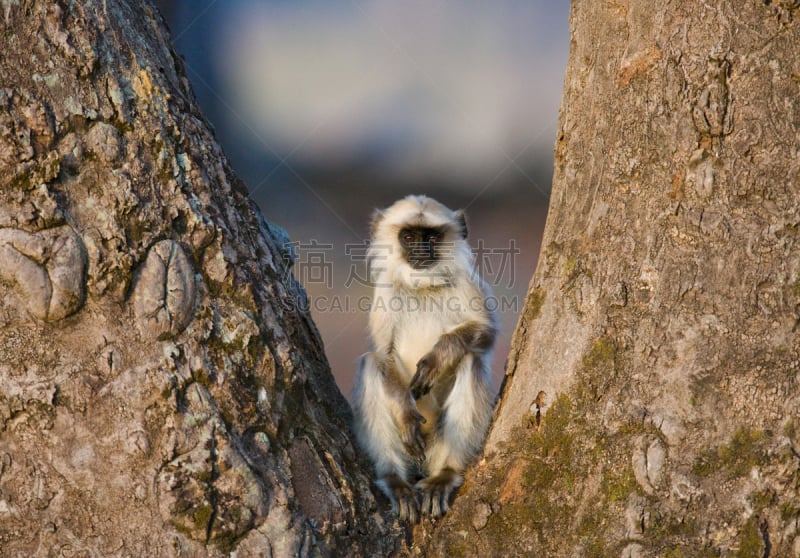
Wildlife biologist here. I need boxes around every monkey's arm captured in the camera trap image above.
[367,286,396,354]
[409,321,496,399]
[378,355,427,464]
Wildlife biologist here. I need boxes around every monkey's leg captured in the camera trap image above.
[417,356,493,518]
[352,352,425,521]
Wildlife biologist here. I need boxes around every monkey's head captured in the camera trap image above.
[369,195,472,288]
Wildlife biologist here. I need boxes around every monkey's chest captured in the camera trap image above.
[392,309,455,381]
[393,306,464,434]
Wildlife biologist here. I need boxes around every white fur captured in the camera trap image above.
[353,195,496,486]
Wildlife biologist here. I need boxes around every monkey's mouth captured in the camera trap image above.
[408,257,437,270]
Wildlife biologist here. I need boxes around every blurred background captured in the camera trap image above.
[153,0,570,397]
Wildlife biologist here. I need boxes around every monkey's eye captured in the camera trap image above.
[402,232,415,245]
[426,233,440,244]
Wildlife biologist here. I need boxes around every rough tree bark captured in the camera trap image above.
[0,1,401,556]
[5,0,800,556]
[423,1,800,556]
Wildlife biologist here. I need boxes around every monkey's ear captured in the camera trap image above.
[369,209,385,240]
[455,210,468,239]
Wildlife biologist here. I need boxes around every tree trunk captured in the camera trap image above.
[6,1,800,556]
[425,1,800,556]
[0,1,399,556]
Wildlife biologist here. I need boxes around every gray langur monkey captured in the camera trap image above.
[352,195,496,522]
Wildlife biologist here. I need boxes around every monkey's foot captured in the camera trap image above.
[379,474,420,523]
[416,468,463,518]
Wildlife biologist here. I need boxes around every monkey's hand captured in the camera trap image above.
[411,335,465,399]
[399,408,426,467]
[410,351,439,399]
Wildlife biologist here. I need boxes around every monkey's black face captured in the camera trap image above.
[398,226,446,269]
